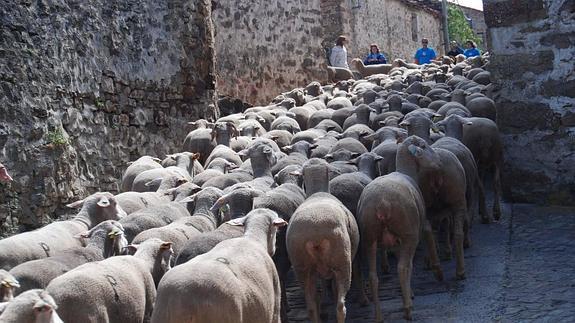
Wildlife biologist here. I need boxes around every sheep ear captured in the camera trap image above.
[175,178,188,187]
[269,135,280,141]
[97,196,111,208]
[309,143,318,149]
[273,218,288,227]
[237,149,248,157]
[66,198,85,209]
[350,152,361,159]
[151,157,162,163]
[1,276,19,288]
[188,121,197,126]
[74,231,90,239]
[282,145,292,153]
[191,153,201,160]
[263,147,273,154]
[346,159,357,165]
[145,177,163,187]
[124,244,139,255]
[178,193,198,204]
[160,242,173,250]
[363,133,376,140]
[228,216,247,226]
[399,120,410,127]
[210,195,229,212]
[408,145,423,157]
[107,226,124,239]
[289,170,302,176]
[375,156,384,161]
[250,189,265,198]
[33,299,54,312]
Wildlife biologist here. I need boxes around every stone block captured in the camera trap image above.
[488,51,554,80]
[561,112,575,127]
[540,32,574,49]
[101,76,115,94]
[484,0,548,28]
[498,100,561,133]
[542,79,575,98]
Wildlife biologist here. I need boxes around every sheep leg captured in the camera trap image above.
[423,219,443,281]
[453,208,466,280]
[398,243,417,321]
[477,175,491,224]
[442,218,453,261]
[280,278,289,323]
[380,248,390,274]
[302,270,321,323]
[368,241,382,323]
[464,217,471,249]
[492,165,502,221]
[352,256,369,306]
[333,268,351,323]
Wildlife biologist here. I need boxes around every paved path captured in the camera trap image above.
[286,203,575,322]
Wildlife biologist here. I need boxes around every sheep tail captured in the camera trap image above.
[305,239,332,278]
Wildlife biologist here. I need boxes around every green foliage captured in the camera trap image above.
[47,128,69,147]
[95,97,104,108]
[448,4,482,49]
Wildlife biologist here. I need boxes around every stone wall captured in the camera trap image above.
[213,0,444,105]
[213,0,327,106]
[0,0,218,234]
[348,0,444,63]
[484,0,575,205]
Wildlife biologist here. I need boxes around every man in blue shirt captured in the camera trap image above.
[463,40,481,58]
[414,38,437,65]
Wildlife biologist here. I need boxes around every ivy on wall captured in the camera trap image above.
[448,4,482,48]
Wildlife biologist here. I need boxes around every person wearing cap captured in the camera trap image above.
[329,35,350,69]
[447,41,464,59]
[414,38,436,65]
[363,43,387,65]
[463,40,481,58]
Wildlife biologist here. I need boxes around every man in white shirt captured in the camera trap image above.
[330,35,349,69]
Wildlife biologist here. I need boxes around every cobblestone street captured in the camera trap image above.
[286,203,575,322]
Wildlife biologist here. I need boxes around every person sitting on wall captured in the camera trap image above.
[447,40,464,59]
[329,35,350,69]
[363,43,387,65]
[463,40,481,58]
[414,38,437,65]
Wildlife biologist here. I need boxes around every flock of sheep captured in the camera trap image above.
[0,52,503,323]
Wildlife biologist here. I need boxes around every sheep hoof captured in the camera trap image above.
[434,268,444,282]
[404,307,413,320]
[481,216,492,224]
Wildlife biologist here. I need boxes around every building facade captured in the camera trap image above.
[214,0,444,105]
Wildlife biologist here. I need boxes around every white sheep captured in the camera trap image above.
[351,58,394,78]
[151,208,287,323]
